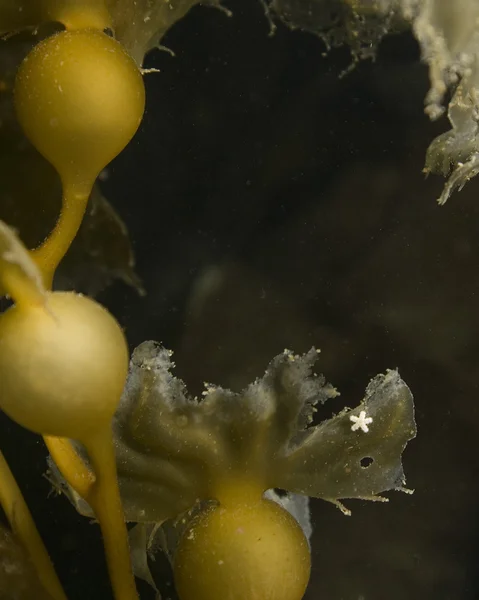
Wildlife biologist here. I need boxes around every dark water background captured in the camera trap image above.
[3,0,479,598]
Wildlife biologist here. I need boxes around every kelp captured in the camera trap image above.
[0,34,142,295]
[53,340,415,594]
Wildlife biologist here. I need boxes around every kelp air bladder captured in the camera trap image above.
[14,27,145,287]
[0,21,145,600]
[174,496,311,600]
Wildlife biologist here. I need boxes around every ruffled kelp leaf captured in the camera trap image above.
[423,67,479,203]
[275,368,416,513]
[403,0,479,202]
[269,0,479,203]
[110,341,415,523]
[268,0,399,62]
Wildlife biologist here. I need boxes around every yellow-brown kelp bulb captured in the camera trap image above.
[174,498,311,600]
[0,292,128,440]
[14,29,145,190]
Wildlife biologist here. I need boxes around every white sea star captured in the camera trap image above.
[350,410,373,433]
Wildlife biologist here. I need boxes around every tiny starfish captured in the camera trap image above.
[350,410,373,433]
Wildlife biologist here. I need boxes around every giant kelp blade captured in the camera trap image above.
[193,348,337,466]
[242,348,338,449]
[269,0,398,61]
[276,370,416,507]
[111,343,415,521]
[112,342,210,523]
[111,342,337,522]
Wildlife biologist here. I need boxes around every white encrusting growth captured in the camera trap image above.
[350,410,373,433]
